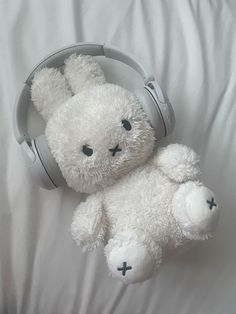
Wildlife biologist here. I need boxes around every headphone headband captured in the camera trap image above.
[13,42,175,190]
[14,43,156,144]
[27,43,155,85]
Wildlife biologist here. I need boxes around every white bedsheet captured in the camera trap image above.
[1,0,236,313]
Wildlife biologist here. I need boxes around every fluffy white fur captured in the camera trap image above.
[31,68,72,120]
[64,54,106,93]
[31,54,219,284]
[172,182,219,240]
[31,54,155,193]
[71,144,219,284]
[155,144,200,182]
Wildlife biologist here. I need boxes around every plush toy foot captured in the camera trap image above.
[105,232,160,284]
[172,181,219,240]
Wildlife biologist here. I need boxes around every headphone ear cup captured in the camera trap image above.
[31,135,66,189]
[155,87,175,137]
[134,87,166,140]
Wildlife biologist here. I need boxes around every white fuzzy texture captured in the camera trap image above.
[46,84,155,193]
[71,193,106,251]
[31,68,72,121]
[64,54,106,94]
[105,231,159,284]
[31,54,155,193]
[71,145,219,284]
[172,182,220,240]
[155,144,200,182]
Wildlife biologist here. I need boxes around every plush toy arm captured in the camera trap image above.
[63,54,106,94]
[151,144,200,183]
[31,68,72,121]
[71,192,106,251]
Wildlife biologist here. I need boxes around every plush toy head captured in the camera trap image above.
[31,54,155,193]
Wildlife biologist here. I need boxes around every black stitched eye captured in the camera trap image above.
[82,145,93,157]
[122,119,132,131]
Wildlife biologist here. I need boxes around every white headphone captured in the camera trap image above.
[13,42,175,190]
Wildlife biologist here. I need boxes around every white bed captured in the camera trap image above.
[1,0,236,313]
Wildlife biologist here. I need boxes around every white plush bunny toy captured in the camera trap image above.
[32,54,219,284]
[72,144,219,284]
[31,54,155,193]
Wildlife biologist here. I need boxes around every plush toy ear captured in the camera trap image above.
[63,54,106,94]
[31,68,72,121]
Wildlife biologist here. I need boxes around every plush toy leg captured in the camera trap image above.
[71,193,106,251]
[172,181,219,240]
[105,231,162,284]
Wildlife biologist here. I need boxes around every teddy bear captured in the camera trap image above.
[31,54,156,193]
[71,144,219,284]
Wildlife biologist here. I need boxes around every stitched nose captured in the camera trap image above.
[109,144,122,156]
